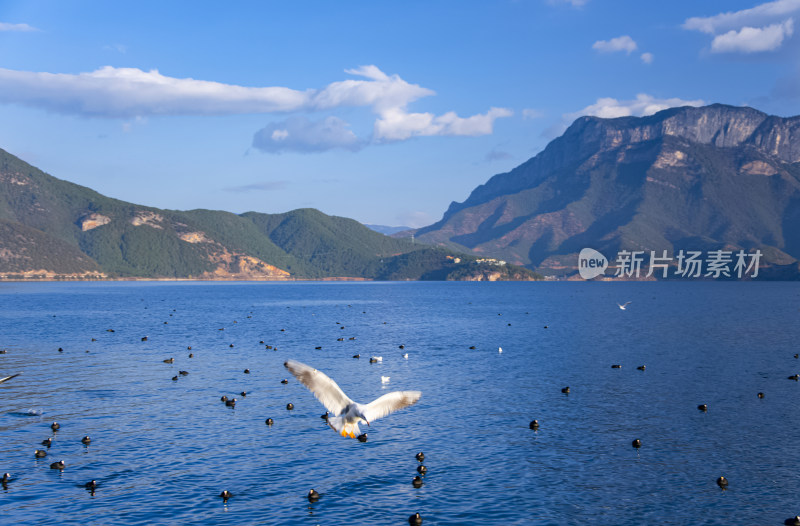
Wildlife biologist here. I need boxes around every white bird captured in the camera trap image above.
[381,376,390,383]
[0,373,20,384]
[498,347,503,354]
[284,359,421,439]
[402,353,409,359]
[617,301,632,310]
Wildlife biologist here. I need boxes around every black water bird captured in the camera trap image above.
[698,404,708,412]
[632,439,641,448]
[219,490,232,500]
[412,476,423,488]
[81,436,91,445]
[35,449,47,458]
[307,489,320,502]
[758,392,765,398]
[50,422,60,431]
[561,386,570,394]
[717,476,728,488]
[281,379,288,384]
[286,403,294,410]
[357,433,368,442]
[225,398,236,407]
[784,516,800,526]
[163,358,174,364]
[265,418,274,426]
[637,365,646,371]
[416,452,425,462]
[50,460,65,470]
[244,369,250,374]
[408,512,423,525]
[85,480,97,490]
[417,465,427,475]
[41,438,52,447]
[529,420,539,430]
[221,395,228,402]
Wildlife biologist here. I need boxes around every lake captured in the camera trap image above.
[1,281,799,525]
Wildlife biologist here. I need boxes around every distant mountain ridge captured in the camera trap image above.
[0,148,538,281]
[415,104,800,277]
[364,224,412,236]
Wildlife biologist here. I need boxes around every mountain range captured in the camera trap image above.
[3,103,800,280]
[0,148,537,281]
[412,103,800,278]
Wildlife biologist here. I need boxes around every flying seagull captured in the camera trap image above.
[284,359,421,439]
[617,301,632,310]
[0,373,20,384]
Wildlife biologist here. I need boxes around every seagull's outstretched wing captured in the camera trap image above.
[0,373,20,384]
[284,360,352,415]
[363,391,421,423]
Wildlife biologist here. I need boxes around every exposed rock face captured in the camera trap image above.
[200,251,291,280]
[415,104,800,274]
[131,211,164,228]
[80,213,111,231]
[179,231,210,243]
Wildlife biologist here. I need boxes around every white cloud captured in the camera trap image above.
[522,108,544,119]
[640,52,654,64]
[373,107,512,142]
[0,64,509,151]
[0,66,311,117]
[683,0,800,34]
[0,65,438,118]
[252,116,362,153]
[684,0,799,53]
[592,35,637,54]
[567,94,705,121]
[711,18,794,52]
[0,22,37,32]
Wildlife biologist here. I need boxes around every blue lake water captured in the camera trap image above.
[1,281,799,525]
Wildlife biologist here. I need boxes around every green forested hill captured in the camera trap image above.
[0,148,538,281]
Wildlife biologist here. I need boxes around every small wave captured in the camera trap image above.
[8,408,43,417]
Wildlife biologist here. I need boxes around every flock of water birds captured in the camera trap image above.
[3,295,800,525]
[0,304,436,525]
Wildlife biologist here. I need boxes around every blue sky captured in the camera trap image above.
[0,0,798,228]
